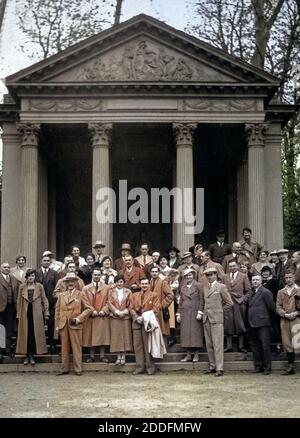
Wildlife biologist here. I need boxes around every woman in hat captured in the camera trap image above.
[167,247,181,269]
[176,268,204,362]
[11,255,27,283]
[251,250,274,276]
[78,253,95,285]
[16,269,49,365]
[100,256,118,285]
[108,275,133,365]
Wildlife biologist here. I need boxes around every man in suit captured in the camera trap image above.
[54,261,85,298]
[198,251,225,284]
[144,251,160,280]
[114,243,137,273]
[0,262,20,360]
[208,231,231,264]
[246,274,275,374]
[121,255,144,292]
[223,260,251,352]
[276,271,300,375]
[55,273,92,376]
[275,249,290,290]
[93,240,107,267]
[201,267,233,376]
[36,254,59,354]
[222,242,249,274]
[134,243,153,269]
[239,227,264,265]
[42,250,63,273]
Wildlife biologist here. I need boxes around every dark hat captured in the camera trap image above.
[166,246,180,254]
[216,230,225,236]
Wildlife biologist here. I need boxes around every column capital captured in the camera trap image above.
[173,123,197,146]
[17,122,40,147]
[88,122,113,148]
[245,123,268,147]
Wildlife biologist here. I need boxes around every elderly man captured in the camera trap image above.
[201,267,233,376]
[246,274,275,375]
[239,227,264,265]
[54,261,85,299]
[121,255,144,292]
[223,259,251,353]
[55,273,92,376]
[222,242,249,274]
[276,271,300,375]
[0,262,20,360]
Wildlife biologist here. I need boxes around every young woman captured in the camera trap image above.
[100,256,118,285]
[16,269,49,365]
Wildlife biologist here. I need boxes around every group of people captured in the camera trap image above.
[0,227,299,377]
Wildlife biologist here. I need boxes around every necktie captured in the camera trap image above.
[143,255,146,266]
[6,275,10,283]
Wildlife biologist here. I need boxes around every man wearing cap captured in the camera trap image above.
[36,254,59,354]
[42,251,63,273]
[222,242,249,274]
[134,243,153,269]
[239,227,264,265]
[167,247,181,269]
[178,252,200,281]
[202,267,233,376]
[93,241,107,266]
[55,273,92,375]
[276,271,300,375]
[275,249,290,290]
[208,231,231,264]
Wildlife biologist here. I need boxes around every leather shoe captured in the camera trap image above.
[281,366,295,375]
[263,370,271,375]
[114,359,121,365]
[193,352,199,362]
[254,367,263,373]
[29,355,35,366]
[132,369,144,375]
[75,372,82,376]
[56,371,69,376]
[23,356,29,366]
[238,348,247,353]
[120,358,126,366]
[204,369,216,374]
[180,354,192,362]
[99,357,109,363]
[86,357,95,363]
[215,371,224,377]
[224,348,233,353]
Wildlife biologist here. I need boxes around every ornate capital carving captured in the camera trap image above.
[88,123,113,148]
[17,123,40,147]
[245,123,268,147]
[173,123,197,146]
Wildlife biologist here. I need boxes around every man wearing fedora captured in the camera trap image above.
[114,243,139,273]
[208,231,231,264]
[55,273,92,376]
[93,241,107,267]
[202,267,233,376]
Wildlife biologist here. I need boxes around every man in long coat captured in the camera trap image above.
[276,271,300,375]
[0,262,20,359]
[223,260,251,353]
[239,227,264,265]
[149,266,173,339]
[201,267,233,376]
[55,273,92,376]
[121,255,145,292]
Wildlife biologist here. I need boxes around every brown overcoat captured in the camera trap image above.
[150,277,174,336]
[82,283,110,347]
[121,266,145,291]
[108,287,133,352]
[16,282,49,355]
[178,281,204,348]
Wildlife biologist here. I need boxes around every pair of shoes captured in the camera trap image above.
[115,359,121,365]
[224,348,233,353]
[238,348,247,353]
[281,366,295,375]
[193,353,199,362]
[56,371,69,376]
[75,372,82,376]
[29,355,35,366]
[180,355,192,362]
[215,371,224,377]
[99,357,109,363]
[204,369,216,374]
[23,356,29,366]
[263,370,271,375]
[254,367,263,373]
[86,357,95,363]
[132,369,144,375]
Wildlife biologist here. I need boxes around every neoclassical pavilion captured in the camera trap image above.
[0,14,297,266]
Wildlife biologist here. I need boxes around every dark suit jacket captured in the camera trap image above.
[246,286,275,328]
[0,275,20,312]
[208,242,231,264]
[36,268,59,306]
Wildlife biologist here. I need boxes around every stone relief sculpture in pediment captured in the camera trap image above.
[76,40,232,82]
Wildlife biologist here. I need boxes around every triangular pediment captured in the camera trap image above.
[6,14,279,87]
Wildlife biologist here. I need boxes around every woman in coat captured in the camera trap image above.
[16,269,49,365]
[176,268,204,362]
[108,275,133,365]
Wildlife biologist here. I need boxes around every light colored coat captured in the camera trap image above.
[150,277,173,336]
[142,310,166,359]
[55,288,92,331]
[276,285,300,353]
[16,283,49,355]
[53,277,85,299]
[179,281,204,348]
[202,282,233,324]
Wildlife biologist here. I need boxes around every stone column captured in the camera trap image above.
[245,123,268,246]
[1,123,22,264]
[264,123,284,250]
[17,123,40,268]
[88,122,113,256]
[237,152,248,236]
[173,123,197,252]
[48,184,57,256]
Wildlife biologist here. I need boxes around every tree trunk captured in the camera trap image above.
[114,0,123,26]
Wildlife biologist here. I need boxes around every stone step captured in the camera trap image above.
[0,360,299,373]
